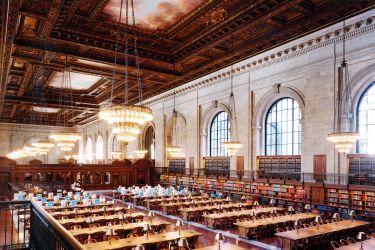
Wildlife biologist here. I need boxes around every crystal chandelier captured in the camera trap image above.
[99,0,152,141]
[166,89,182,156]
[327,12,359,153]
[32,141,54,148]
[222,66,242,156]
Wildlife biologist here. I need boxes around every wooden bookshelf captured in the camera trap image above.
[157,174,375,214]
[203,157,230,176]
[257,155,301,179]
[168,157,186,174]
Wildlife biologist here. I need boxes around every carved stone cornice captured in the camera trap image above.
[144,15,375,106]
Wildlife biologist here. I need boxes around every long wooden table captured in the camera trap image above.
[204,207,283,228]
[69,219,170,237]
[275,220,371,250]
[235,213,315,237]
[180,203,252,220]
[50,207,127,218]
[337,238,375,249]
[195,243,248,250]
[84,230,202,249]
[59,212,145,226]
[144,196,205,209]
[160,199,227,214]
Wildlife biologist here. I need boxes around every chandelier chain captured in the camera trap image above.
[110,0,124,104]
[124,0,129,104]
[131,0,143,103]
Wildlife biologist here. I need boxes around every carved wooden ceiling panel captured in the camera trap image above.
[0,0,373,126]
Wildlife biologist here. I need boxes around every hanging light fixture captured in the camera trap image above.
[99,0,152,142]
[166,88,182,157]
[327,4,359,153]
[222,66,242,156]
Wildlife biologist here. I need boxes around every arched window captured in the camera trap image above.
[357,82,375,154]
[265,98,301,155]
[86,137,93,162]
[144,126,155,159]
[96,135,104,160]
[209,111,230,156]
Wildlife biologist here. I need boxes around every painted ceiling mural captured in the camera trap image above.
[103,0,204,30]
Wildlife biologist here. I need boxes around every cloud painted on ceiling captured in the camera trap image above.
[103,0,204,30]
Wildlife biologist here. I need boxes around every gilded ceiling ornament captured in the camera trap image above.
[201,7,227,27]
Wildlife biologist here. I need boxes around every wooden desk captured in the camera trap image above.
[204,207,283,228]
[337,238,375,249]
[45,203,111,211]
[275,220,371,250]
[160,199,226,214]
[144,196,205,209]
[180,203,252,220]
[59,212,145,227]
[234,213,315,237]
[84,230,202,249]
[195,243,247,250]
[70,219,170,237]
[50,207,126,218]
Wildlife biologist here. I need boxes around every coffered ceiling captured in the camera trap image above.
[0,0,373,126]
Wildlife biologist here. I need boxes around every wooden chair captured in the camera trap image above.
[71,225,82,230]
[347,237,357,244]
[127,233,138,238]
[330,241,341,249]
[285,226,294,231]
[108,236,120,241]
[275,228,284,233]
[60,216,68,220]
[84,238,97,244]
[340,239,351,246]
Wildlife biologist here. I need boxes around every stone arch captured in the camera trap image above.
[253,86,305,156]
[201,101,232,157]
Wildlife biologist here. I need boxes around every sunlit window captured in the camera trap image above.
[86,137,93,162]
[144,126,155,160]
[209,111,230,156]
[357,82,375,154]
[265,98,301,155]
[96,135,104,160]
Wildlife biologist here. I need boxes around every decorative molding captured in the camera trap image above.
[143,15,375,106]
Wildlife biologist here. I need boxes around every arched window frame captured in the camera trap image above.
[86,137,93,162]
[264,97,301,156]
[356,82,375,154]
[209,111,230,157]
[95,134,104,160]
[144,125,155,160]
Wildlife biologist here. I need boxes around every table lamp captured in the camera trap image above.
[270,199,276,206]
[288,206,295,214]
[332,213,340,225]
[135,245,145,250]
[357,232,366,250]
[73,208,78,215]
[241,195,246,201]
[226,197,231,201]
[304,204,311,214]
[86,216,93,230]
[253,201,259,206]
[349,210,355,223]
[176,220,183,235]
[210,198,214,203]
[106,228,115,245]
[118,212,126,221]
[294,219,301,234]
[178,238,189,248]
[148,211,155,223]
[215,232,225,250]
[143,223,150,239]
[314,215,322,230]
[128,204,134,215]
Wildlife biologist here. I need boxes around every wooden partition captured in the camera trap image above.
[1,158,154,192]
